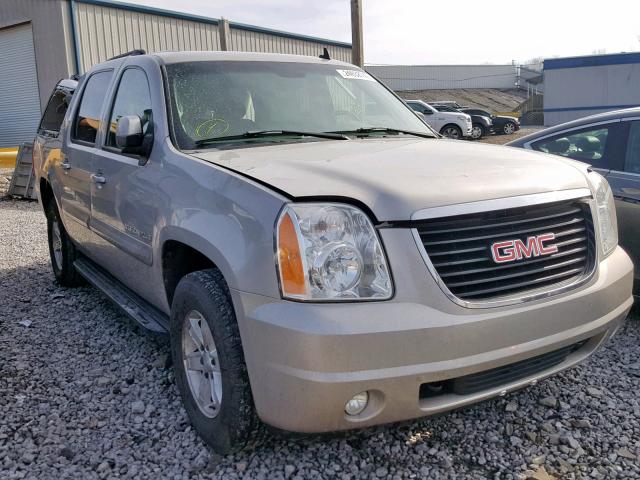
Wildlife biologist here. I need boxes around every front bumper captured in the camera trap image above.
[232,245,633,433]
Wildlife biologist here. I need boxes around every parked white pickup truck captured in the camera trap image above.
[405,99,472,139]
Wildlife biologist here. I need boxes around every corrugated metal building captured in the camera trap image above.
[544,52,640,126]
[0,0,352,148]
[365,64,518,91]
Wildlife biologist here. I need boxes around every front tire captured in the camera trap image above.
[440,124,462,139]
[503,121,516,135]
[170,269,258,454]
[471,123,485,140]
[45,200,84,287]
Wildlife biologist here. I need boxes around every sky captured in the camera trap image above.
[127,0,640,65]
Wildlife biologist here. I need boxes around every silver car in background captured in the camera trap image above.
[507,107,640,295]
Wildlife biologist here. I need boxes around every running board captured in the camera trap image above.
[74,257,168,333]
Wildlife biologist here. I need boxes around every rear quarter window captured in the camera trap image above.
[39,89,72,134]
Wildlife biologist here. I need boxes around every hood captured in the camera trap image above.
[192,138,589,221]
[441,111,471,120]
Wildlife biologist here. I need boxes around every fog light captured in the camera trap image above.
[345,391,369,416]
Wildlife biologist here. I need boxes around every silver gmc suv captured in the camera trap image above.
[33,51,634,453]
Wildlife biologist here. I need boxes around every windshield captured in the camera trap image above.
[165,61,433,148]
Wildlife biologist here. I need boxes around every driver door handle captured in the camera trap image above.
[91,173,106,184]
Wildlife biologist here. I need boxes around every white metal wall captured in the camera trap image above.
[0,23,41,147]
[73,2,351,72]
[365,64,518,91]
[74,2,221,72]
[544,63,640,126]
[228,27,351,63]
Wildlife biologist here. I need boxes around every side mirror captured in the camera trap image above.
[115,115,143,149]
[423,109,433,115]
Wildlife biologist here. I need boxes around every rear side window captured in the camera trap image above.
[531,124,613,169]
[105,68,153,148]
[72,71,113,145]
[624,121,640,174]
[39,89,71,133]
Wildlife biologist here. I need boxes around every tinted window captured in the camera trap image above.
[407,102,422,112]
[39,89,71,133]
[106,69,153,148]
[531,125,613,168]
[624,121,640,174]
[435,105,458,112]
[72,71,113,144]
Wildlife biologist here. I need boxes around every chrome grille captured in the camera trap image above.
[415,198,596,302]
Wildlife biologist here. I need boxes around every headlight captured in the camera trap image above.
[457,115,469,122]
[587,171,618,258]
[276,203,393,301]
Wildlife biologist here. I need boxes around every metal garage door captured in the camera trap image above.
[0,23,41,148]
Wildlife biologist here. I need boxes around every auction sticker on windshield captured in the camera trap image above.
[336,69,375,81]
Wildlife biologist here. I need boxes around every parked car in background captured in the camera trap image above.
[433,104,492,140]
[507,107,640,294]
[405,100,472,139]
[464,108,520,135]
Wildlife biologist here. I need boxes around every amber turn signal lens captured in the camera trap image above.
[277,212,307,297]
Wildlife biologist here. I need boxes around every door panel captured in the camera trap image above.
[609,173,640,293]
[60,71,113,240]
[90,67,157,283]
[90,151,154,265]
[607,120,640,292]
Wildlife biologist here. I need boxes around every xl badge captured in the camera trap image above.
[491,233,558,264]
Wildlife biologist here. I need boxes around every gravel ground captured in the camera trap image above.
[1,198,639,480]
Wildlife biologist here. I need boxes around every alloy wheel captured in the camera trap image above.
[443,127,460,139]
[182,310,223,418]
[51,219,63,270]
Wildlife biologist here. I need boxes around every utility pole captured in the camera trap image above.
[350,0,364,67]
[219,17,231,51]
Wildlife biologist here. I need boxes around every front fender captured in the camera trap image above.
[157,201,284,299]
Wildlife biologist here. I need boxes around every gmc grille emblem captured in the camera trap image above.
[491,233,559,264]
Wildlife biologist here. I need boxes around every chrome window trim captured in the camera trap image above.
[411,189,598,309]
[609,169,640,177]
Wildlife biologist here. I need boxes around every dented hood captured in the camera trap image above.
[192,138,590,221]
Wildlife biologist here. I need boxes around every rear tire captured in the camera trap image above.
[45,200,85,287]
[440,124,462,139]
[170,269,259,454]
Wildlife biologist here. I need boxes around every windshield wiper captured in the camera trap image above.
[329,127,435,139]
[194,130,349,147]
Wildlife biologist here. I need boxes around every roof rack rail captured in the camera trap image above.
[107,49,146,61]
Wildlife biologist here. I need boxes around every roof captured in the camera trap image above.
[76,0,352,49]
[151,51,354,66]
[544,52,640,70]
[542,107,640,129]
